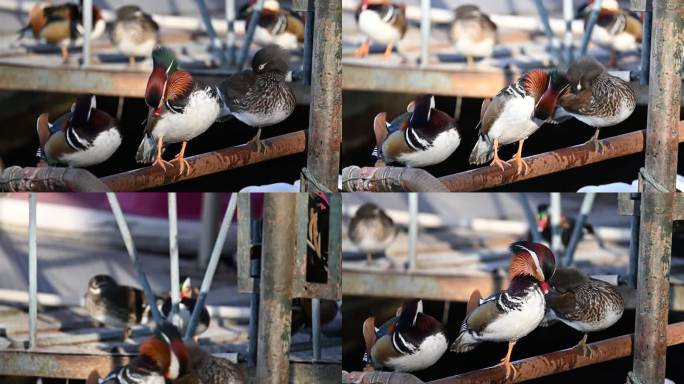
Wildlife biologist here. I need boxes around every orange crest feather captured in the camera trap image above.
[139,337,171,372]
[522,69,549,99]
[509,253,536,279]
[165,70,193,101]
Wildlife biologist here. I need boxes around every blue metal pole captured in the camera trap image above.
[28,193,37,350]
[225,0,237,66]
[563,0,575,66]
[419,0,430,67]
[550,193,562,255]
[519,193,543,243]
[168,193,180,324]
[184,193,238,341]
[408,193,418,270]
[312,298,321,360]
[639,2,653,85]
[532,0,560,61]
[196,0,222,54]
[562,193,596,266]
[248,218,262,367]
[238,0,265,69]
[628,193,640,289]
[303,0,315,84]
[580,0,603,56]
[81,0,92,67]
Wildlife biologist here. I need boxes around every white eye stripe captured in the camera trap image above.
[518,245,544,279]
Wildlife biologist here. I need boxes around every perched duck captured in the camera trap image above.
[217,45,296,153]
[21,0,106,63]
[542,267,624,356]
[291,298,339,335]
[84,274,148,340]
[36,94,121,168]
[348,203,397,264]
[91,322,189,384]
[531,204,595,249]
[110,5,159,65]
[469,70,570,175]
[175,342,246,384]
[137,47,222,175]
[579,0,642,67]
[363,299,447,372]
[449,5,497,66]
[555,57,636,152]
[451,241,556,379]
[354,0,407,60]
[240,0,305,50]
[161,277,210,338]
[374,94,461,168]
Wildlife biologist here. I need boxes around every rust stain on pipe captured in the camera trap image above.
[440,123,684,191]
[427,321,684,384]
[101,130,306,191]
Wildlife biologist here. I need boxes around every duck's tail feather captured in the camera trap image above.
[469,134,494,165]
[135,134,158,164]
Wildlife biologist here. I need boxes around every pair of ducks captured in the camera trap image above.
[89,322,245,384]
[363,241,625,380]
[36,45,296,175]
[373,56,636,175]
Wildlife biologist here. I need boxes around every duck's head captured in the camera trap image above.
[566,56,606,94]
[408,94,435,128]
[509,241,556,293]
[251,45,291,75]
[69,94,97,128]
[146,47,178,115]
[180,277,193,299]
[87,274,117,296]
[525,69,570,120]
[139,322,189,380]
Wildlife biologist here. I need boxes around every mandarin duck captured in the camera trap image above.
[240,0,305,50]
[21,0,105,63]
[136,47,222,175]
[579,0,642,67]
[84,274,148,340]
[532,204,595,249]
[110,5,159,65]
[363,299,447,372]
[469,70,570,175]
[354,0,407,60]
[373,94,461,168]
[348,203,397,264]
[174,342,246,384]
[90,322,189,384]
[217,45,296,153]
[450,241,556,379]
[161,277,210,338]
[542,267,624,357]
[449,5,497,66]
[36,94,121,168]
[555,56,636,152]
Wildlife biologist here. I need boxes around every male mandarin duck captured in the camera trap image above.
[348,202,397,264]
[21,0,105,63]
[450,241,556,379]
[136,47,222,175]
[89,322,189,384]
[373,94,461,168]
[84,274,148,340]
[362,299,448,372]
[174,341,247,384]
[354,0,407,59]
[541,267,624,357]
[240,0,305,50]
[160,277,210,338]
[532,203,595,249]
[449,5,497,66]
[469,70,570,175]
[216,45,296,153]
[110,5,159,65]
[36,94,121,168]
[578,0,642,67]
[555,56,636,152]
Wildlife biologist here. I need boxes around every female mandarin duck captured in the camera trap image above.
[349,202,397,264]
[449,5,497,66]
[450,241,556,379]
[469,70,570,175]
[110,5,159,65]
[363,299,448,372]
[354,0,407,60]
[36,94,121,168]
[373,94,461,168]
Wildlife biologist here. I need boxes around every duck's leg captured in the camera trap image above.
[585,127,603,153]
[61,46,68,63]
[171,141,191,176]
[383,43,394,60]
[500,340,518,380]
[574,333,592,357]
[488,138,509,172]
[506,139,529,176]
[466,55,474,66]
[248,127,265,153]
[151,136,173,172]
[129,56,136,66]
[354,39,370,57]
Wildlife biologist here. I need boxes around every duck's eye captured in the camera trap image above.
[576,83,582,91]
[259,63,267,71]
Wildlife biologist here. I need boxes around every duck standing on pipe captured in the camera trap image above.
[110,5,159,66]
[354,0,406,60]
[449,5,497,66]
[239,0,305,50]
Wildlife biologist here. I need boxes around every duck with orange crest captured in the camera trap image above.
[450,241,556,380]
[160,277,210,338]
[373,94,461,168]
[240,0,305,50]
[136,47,222,175]
[469,70,570,175]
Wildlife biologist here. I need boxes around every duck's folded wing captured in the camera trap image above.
[466,295,502,332]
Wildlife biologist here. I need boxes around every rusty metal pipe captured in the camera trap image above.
[439,123,684,191]
[341,166,449,192]
[428,321,684,384]
[0,166,110,192]
[343,371,425,384]
[305,0,342,191]
[256,194,297,383]
[101,130,306,191]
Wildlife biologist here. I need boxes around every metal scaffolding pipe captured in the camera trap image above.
[562,0,574,66]
[439,124,684,191]
[407,193,419,270]
[579,0,603,56]
[224,0,237,66]
[631,0,682,381]
[639,2,653,86]
[550,193,562,255]
[303,0,315,84]
[195,0,222,55]
[0,166,110,192]
[168,193,181,322]
[81,0,92,67]
[563,192,596,266]
[28,193,37,350]
[519,193,543,243]
[343,371,425,384]
[238,0,264,68]
[312,298,321,360]
[198,193,221,269]
[257,194,297,383]
[429,321,684,384]
[248,218,263,367]
[305,0,342,192]
[184,193,238,340]
[628,193,640,289]
[341,166,449,192]
[531,0,560,60]
[101,130,306,191]
[419,0,431,66]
